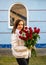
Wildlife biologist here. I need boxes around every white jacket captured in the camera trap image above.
[11,29,31,58]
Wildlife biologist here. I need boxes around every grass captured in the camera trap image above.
[0,55,46,65]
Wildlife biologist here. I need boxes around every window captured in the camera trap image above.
[8,3,28,28]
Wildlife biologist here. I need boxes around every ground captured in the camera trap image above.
[0,48,46,65]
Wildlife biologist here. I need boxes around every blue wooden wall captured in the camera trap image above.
[0,0,46,48]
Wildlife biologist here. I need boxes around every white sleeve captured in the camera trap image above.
[11,34,18,48]
[11,33,27,52]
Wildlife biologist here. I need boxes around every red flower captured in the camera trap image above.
[26,33,29,38]
[19,26,40,49]
[19,31,22,34]
[24,37,28,41]
[24,26,28,30]
[23,30,28,33]
[19,36,28,41]
[29,34,32,39]
[19,27,40,56]
[29,27,33,33]
[34,27,37,33]
[34,27,40,34]
[34,27,37,30]
[36,28,40,34]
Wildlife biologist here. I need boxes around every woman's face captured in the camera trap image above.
[17,21,24,30]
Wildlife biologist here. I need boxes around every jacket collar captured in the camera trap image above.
[15,29,20,35]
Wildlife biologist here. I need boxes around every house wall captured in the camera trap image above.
[0,0,46,48]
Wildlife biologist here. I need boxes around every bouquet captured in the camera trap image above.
[19,26,40,57]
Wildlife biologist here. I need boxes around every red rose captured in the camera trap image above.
[19,26,40,50]
[24,37,28,41]
[19,36,28,41]
[34,27,37,30]
[29,33,32,39]
[23,30,28,33]
[34,27,37,33]
[29,27,33,33]
[26,33,29,38]
[19,31,22,34]
[24,26,28,30]
[19,36,22,39]
[37,28,40,34]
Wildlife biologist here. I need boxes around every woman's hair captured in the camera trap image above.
[12,19,24,33]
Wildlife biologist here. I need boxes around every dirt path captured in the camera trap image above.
[0,48,46,56]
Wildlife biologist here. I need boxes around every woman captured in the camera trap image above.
[11,19,31,65]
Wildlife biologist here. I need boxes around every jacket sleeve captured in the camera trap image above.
[11,33,28,52]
